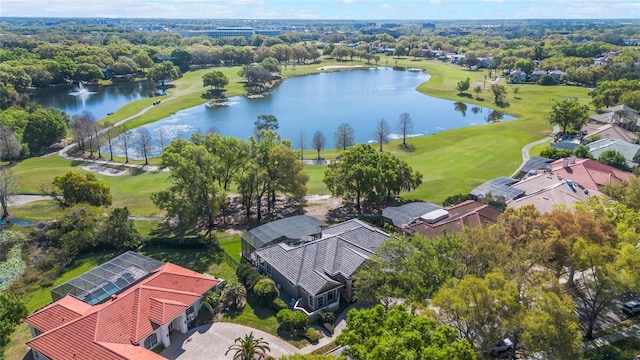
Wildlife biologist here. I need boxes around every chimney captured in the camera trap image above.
[570,155,576,164]
[563,157,569,168]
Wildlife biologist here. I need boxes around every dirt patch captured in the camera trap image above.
[304,195,342,221]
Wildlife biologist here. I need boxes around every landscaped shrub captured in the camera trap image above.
[253,278,279,305]
[305,327,320,343]
[202,290,220,310]
[319,311,336,325]
[236,263,262,290]
[276,309,309,335]
[270,298,288,312]
[194,302,214,326]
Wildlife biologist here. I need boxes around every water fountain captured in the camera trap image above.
[69,82,96,97]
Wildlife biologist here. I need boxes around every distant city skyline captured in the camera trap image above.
[2,0,638,20]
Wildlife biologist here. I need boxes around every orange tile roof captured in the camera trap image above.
[551,158,631,191]
[26,260,220,360]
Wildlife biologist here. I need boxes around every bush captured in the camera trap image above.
[194,302,214,326]
[253,278,279,305]
[270,298,288,312]
[276,309,309,335]
[236,263,262,290]
[305,328,320,343]
[319,311,336,325]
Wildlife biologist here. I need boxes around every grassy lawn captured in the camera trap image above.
[584,338,640,359]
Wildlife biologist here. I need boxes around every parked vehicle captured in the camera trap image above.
[490,338,514,358]
[622,300,640,317]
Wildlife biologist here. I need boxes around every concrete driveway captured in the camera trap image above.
[161,322,298,360]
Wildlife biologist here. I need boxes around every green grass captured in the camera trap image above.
[584,338,640,359]
[10,200,62,222]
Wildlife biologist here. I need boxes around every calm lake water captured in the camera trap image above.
[30,80,164,119]
[124,67,513,157]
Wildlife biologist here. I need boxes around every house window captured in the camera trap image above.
[327,291,334,302]
[144,333,158,349]
[317,296,325,308]
[309,295,314,308]
[266,263,272,275]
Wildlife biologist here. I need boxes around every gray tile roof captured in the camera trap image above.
[587,138,640,167]
[255,219,390,296]
[382,202,443,227]
[520,156,554,174]
[470,177,524,201]
[242,215,327,249]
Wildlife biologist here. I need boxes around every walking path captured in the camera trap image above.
[582,323,640,352]
[57,97,176,172]
[298,303,369,354]
[510,124,558,178]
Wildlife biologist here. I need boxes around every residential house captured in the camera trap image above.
[404,200,502,238]
[254,219,390,321]
[470,177,525,202]
[509,70,527,83]
[549,69,564,82]
[514,156,554,179]
[25,252,222,360]
[586,138,640,169]
[382,202,444,231]
[508,172,602,214]
[241,215,327,262]
[550,157,632,191]
[581,123,639,144]
[589,104,639,131]
[530,69,547,82]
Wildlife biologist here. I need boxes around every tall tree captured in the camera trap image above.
[334,123,355,151]
[132,52,154,73]
[193,133,251,191]
[491,83,507,105]
[336,305,475,360]
[202,70,229,91]
[456,77,471,95]
[117,127,133,163]
[102,121,116,161]
[312,131,326,161]
[253,115,279,142]
[397,112,413,148]
[0,126,21,163]
[0,167,17,219]
[0,293,28,348]
[153,127,169,154]
[134,127,153,165]
[151,139,226,234]
[598,149,630,171]
[22,108,67,154]
[549,98,589,136]
[99,207,141,250]
[373,118,391,152]
[298,131,305,161]
[225,332,270,360]
[147,61,179,87]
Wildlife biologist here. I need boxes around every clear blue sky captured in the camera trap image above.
[3,0,638,20]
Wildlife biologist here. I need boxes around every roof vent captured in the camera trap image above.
[111,294,118,301]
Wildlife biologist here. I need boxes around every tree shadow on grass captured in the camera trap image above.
[142,246,223,274]
[223,293,276,321]
[457,93,473,98]
[398,143,416,152]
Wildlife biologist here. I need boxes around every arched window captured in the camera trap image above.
[144,333,158,349]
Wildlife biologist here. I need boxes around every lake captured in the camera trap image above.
[124,67,513,157]
[30,80,165,119]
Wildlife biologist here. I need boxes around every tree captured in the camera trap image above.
[393,45,407,58]
[22,108,67,154]
[397,112,413,148]
[513,86,520,99]
[260,57,280,73]
[51,171,112,208]
[373,118,391,152]
[193,133,251,191]
[334,123,355,151]
[0,293,28,347]
[147,61,179,87]
[69,110,95,154]
[202,70,229,91]
[99,207,141,250]
[253,115,279,141]
[132,52,154,73]
[549,98,589,136]
[222,281,247,310]
[491,83,507,105]
[601,175,640,211]
[0,126,21,164]
[151,139,226,234]
[336,305,475,360]
[276,309,309,335]
[170,48,192,72]
[456,77,471,95]
[134,127,153,165]
[47,204,100,259]
[598,149,630,171]
[473,85,482,99]
[312,131,326,161]
[298,131,305,161]
[118,128,133,163]
[73,63,104,82]
[225,332,271,360]
[0,167,17,219]
[324,144,422,211]
[253,278,279,305]
[153,127,169,154]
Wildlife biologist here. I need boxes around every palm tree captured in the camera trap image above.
[222,281,247,309]
[225,332,270,360]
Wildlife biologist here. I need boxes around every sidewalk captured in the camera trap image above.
[582,323,640,352]
[297,303,369,354]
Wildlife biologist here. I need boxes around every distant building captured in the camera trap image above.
[179,27,274,39]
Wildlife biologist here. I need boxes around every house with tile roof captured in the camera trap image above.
[254,219,389,321]
[581,123,639,144]
[404,200,502,238]
[25,252,222,360]
[382,202,444,231]
[550,157,632,191]
[586,138,640,169]
[589,104,639,131]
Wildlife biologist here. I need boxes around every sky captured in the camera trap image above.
[2,0,639,20]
